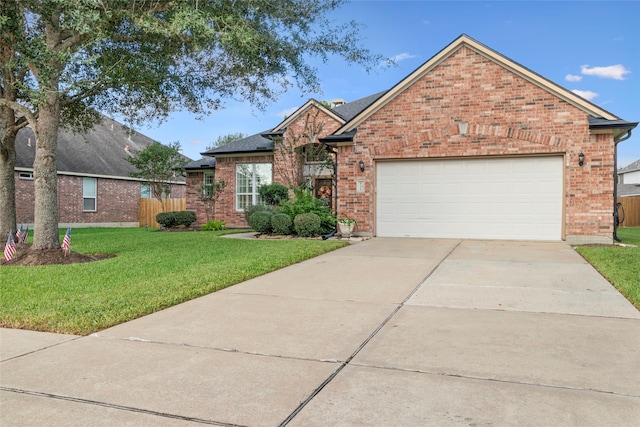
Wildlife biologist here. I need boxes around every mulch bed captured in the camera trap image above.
[1,244,114,266]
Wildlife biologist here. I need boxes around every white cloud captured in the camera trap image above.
[565,74,582,82]
[581,64,630,80]
[390,53,417,63]
[572,89,598,100]
[188,139,202,146]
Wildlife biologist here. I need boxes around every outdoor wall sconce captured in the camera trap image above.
[359,160,365,172]
[578,152,585,167]
[458,121,469,136]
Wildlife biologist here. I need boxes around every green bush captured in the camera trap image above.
[250,211,274,234]
[243,204,275,224]
[156,211,197,228]
[271,213,292,235]
[201,220,226,231]
[259,182,290,206]
[279,187,335,234]
[294,213,322,237]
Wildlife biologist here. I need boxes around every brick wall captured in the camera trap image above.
[15,172,185,226]
[186,171,208,225]
[335,46,614,240]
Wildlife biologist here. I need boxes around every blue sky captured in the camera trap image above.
[138,1,640,168]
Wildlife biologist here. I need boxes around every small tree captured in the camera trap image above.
[196,178,227,221]
[128,142,187,207]
[273,109,335,189]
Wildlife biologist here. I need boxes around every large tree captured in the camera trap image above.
[0,0,381,249]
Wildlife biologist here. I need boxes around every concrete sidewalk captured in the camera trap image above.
[1,239,639,426]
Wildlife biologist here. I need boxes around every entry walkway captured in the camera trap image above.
[2,239,639,426]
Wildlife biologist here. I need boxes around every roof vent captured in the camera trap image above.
[331,98,346,107]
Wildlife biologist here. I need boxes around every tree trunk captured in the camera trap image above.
[0,107,17,237]
[32,91,61,249]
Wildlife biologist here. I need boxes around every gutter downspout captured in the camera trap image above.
[322,144,339,240]
[613,129,633,242]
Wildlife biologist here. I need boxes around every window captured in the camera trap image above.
[203,172,214,197]
[236,163,272,210]
[19,172,33,180]
[141,183,151,199]
[83,177,97,211]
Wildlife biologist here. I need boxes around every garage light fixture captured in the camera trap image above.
[578,152,585,167]
[458,121,468,136]
[359,160,365,172]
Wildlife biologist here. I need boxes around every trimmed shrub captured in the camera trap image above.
[294,213,322,237]
[250,211,274,234]
[243,204,275,224]
[201,220,226,231]
[259,182,290,206]
[271,213,292,235]
[156,211,196,228]
[279,187,335,234]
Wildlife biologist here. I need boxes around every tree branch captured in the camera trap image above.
[0,99,37,128]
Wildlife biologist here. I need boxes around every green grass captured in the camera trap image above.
[576,227,640,310]
[0,228,347,335]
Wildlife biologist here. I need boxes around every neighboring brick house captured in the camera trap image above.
[15,115,186,228]
[191,35,637,244]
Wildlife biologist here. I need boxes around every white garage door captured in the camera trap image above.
[376,157,563,240]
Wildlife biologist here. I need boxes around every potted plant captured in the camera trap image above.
[337,215,356,237]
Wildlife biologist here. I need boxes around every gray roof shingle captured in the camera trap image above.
[200,91,388,156]
[618,159,640,174]
[15,115,189,181]
[200,131,274,156]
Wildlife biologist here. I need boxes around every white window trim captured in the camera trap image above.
[203,172,214,197]
[235,163,272,211]
[83,177,97,212]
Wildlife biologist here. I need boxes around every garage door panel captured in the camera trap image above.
[376,157,563,240]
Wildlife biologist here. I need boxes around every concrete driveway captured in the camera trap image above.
[1,238,639,426]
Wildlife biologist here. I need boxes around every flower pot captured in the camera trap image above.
[337,221,355,237]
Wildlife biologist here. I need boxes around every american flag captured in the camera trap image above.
[21,226,28,243]
[62,227,71,252]
[15,225,22,242]
[4,234,16,261]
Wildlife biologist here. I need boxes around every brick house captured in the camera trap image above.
[188,35,637,244]
[15,115,186,228]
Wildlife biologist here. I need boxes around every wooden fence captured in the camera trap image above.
[139,198,186,227]
[618,196,640,227]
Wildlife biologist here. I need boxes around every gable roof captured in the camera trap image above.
[201,131,274,156]
[201,91,386,156]
[333,34,623,136]
[272,99,346,133]
[15,115,189,182]
[618,159,640,174]
[201,35,637,156]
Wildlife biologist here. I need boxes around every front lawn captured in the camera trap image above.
[0,228,347,335]
[576,227,640,310]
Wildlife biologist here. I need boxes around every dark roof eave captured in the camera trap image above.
[319,129,357,145]
[588,116,638,130]
[210,149,274,157]
[261,129,286,139]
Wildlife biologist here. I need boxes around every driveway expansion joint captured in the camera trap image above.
[279,240,463,426]
[0,386,245,427]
